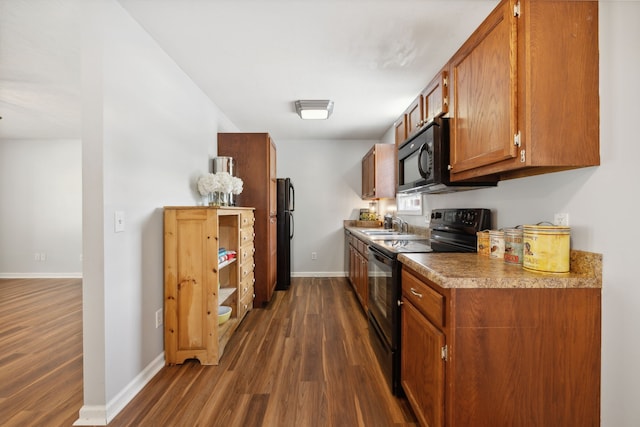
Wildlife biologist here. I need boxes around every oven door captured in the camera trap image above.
[368,245,398,349]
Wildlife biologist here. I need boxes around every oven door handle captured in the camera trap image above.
[369,245,394,266]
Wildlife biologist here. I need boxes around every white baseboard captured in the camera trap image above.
[74,352,165,426]
[0,272,82,279]
[291,272,347,278]
[73,405,107,426]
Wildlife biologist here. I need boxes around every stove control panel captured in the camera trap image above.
[430,208,492,235]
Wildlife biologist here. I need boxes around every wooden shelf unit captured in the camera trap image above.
[163,206,255,365]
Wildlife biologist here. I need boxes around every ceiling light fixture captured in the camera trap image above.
[295,100,334,120]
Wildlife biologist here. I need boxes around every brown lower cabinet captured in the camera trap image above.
[401,267,601,427]
[346,230,368,312]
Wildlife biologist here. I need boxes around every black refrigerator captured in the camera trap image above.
[276,178,294,290]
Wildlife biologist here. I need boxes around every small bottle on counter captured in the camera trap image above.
[504,227,524,265]
[476,231,491,256]
[489,230,505,260]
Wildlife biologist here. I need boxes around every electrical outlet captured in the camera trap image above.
[554,213,570,226]
[311,252,318,260]
[155,309,163,328]
[34,252,40,261]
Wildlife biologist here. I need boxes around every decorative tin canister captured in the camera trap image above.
[523,225,571,273]
[212,156,234,175]
[489,230,505,260]
[477,231,490,256]
[503,227,524,265]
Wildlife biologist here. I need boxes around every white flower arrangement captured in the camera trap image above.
[197,172,244,197]
[231,176,243,195]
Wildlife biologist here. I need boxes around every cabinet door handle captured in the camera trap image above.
[410,288,423,298]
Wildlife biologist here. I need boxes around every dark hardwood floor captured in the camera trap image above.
[0,278,83,427]
[0,277,418,426]
[112,277,417,427]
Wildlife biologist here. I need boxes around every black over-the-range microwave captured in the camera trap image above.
[397,117,497,194]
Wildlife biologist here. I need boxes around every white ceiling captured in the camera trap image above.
[0,0,499,141]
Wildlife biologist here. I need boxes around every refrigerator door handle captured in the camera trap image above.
[289,211,294,239]
[289,182,295,212]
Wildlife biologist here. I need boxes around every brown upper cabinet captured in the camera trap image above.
[448,0,599,182]
[362,144,396,200]
[396,67,449,147]
[394,115,407,148]
[422,67,449,125]
[404,95,424,142]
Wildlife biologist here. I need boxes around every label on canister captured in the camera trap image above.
[477,231,490,256]
[523,225,570,273]
[489,230,505,259]
[503,227,523,264]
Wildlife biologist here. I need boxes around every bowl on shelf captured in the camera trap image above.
[218,305,232,325]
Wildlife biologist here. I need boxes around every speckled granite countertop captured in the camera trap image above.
[399,250,602,289]
[344,223,429,241]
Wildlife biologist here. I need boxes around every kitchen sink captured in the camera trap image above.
[357,229,424,240]
[361,229,397,235]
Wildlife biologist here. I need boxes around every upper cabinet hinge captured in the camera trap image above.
[514,1,521,17]
[514,131,521,147]
[443,76,448,87]
[443,96,449,106]
[441,345,448,361]
[520,149,526,163]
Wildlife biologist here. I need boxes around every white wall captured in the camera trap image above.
[78,1,238,423]
[276,138,379,276]
[0,139,82,277]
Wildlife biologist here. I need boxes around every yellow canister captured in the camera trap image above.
[476,231,490,256]
[503,227,524,265]
[523,225,571,273]
[489,230,505,260]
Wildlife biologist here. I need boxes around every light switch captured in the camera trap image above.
[114,211,125,232]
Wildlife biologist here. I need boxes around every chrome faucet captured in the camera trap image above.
[392,217,409,234]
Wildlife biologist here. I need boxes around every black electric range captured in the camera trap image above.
[367,208,491,396]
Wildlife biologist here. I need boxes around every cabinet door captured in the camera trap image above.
[405,95,424,140]
[401,298,445,427]
[269,139,277,217]
[423,69,448,123]
[348,244,356,287]
[268,215,277,296]
[361,148,375,198]
[394,115,407,147]
[449,0,518,175]
[353,248,368,311]
[358,251,368,311]
[164,208,218,365]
